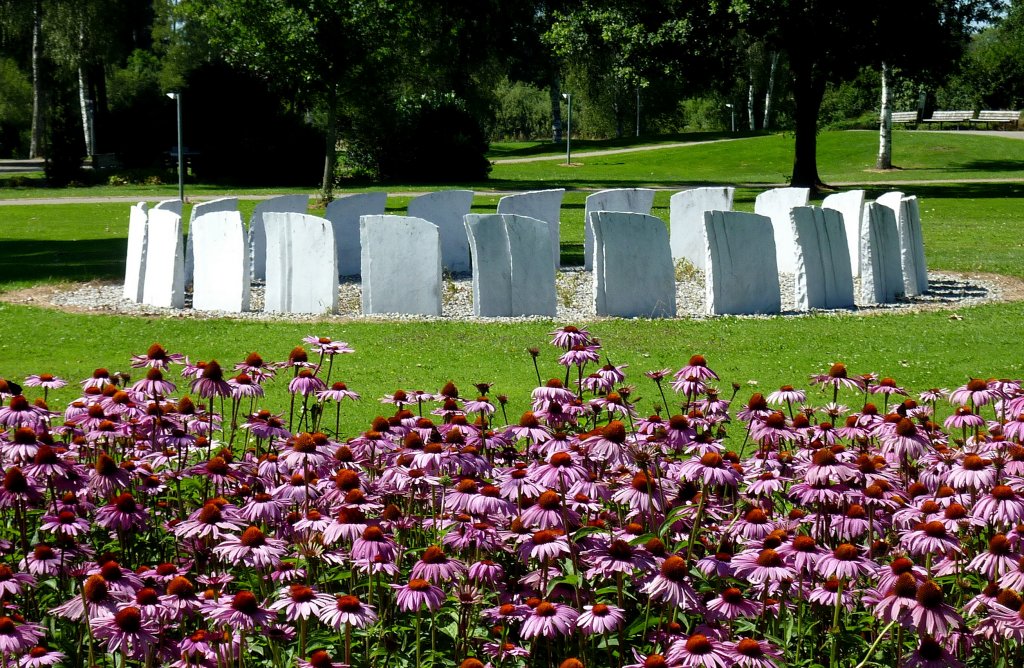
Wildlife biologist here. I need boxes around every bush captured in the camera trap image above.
[43,85,84,187]
[491,78,551,141]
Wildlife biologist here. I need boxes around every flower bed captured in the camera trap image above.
[0,327,1021,668]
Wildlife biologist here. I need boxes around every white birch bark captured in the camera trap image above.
[876,62,892,170]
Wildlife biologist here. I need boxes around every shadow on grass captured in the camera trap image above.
[953,159,1024,172]
[0,238,126,285]
[486,132,764,159]
[860,182,1024,200]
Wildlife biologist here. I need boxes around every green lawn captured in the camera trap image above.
[2,129,1023,428]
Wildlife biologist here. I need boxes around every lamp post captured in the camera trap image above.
[562,92,572,165]
[167,92,184,202]
[725,103,736,133]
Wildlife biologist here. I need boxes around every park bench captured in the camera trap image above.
[921,110,975,129]
[967,110,1021,129]
[891,111,918,125]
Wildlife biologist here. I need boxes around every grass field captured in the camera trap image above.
[1,129,1023,428]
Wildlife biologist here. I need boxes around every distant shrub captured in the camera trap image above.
[491,78,551,141]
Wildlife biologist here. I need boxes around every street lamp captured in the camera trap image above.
[166,92,184,202]
[562,92,572,165]
[725,103,736,133]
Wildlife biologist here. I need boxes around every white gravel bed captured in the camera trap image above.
[43,268,1003,323]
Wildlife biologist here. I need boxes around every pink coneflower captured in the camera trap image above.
[968,535,1019,580]
[623,651,674,668]
[289,369,326,397]
[17,645,66,668]
[0,615,44,655]
[750,412,794,446]
[874,572,920,623]
[520,600,579,639]
[946,453,995,492]
[234,352,275,382]
[880,418,932,460]
[350,526,398,563]
[391,578,445,613]
[298,649,346,668]
[190,360,231,398]
[131,368,176,399]
[558,344,601,368]
[520,490,580,530]
[131,343,184,369]
[0,564,35,599]
[303,335,354,356]
[0,395,47,428]
[950,378,995,407]
[0,466,43,508]
[94,493,148,532]
[318,594,377,630]
[584,538,656,579]
[212,526,287,569]
[972,485,1024,527]
[24,373,67,391]
[706,586,761,621]
[675,355,719,382]
[519,529,571,563]
[808,577,855,610]
[411,546,465,584]
[550,325,591,349]
[903,580,964,637]
[507,411,551,444]
[580,421,631,466]
[777,535,824,575]
[159,576,200,617]
[902,635,963,668]
[227,373,264,400]
[268,584,333,622]
[901,521,961,558]
[677,451,742,487]
[576,603,625,635]
[210,591,275,630]
[726,638,781,668]
[817,543,873,580]
[92,606,160,658]
[666,632,732,668]
[643,555,700,610]
[810,363,864,393]
[766,385,806,407]
[316,381,360,404]
[732,549,796,590]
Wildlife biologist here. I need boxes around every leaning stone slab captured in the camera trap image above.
[496,189,564,269]
[325,192,388,277]
[153,199,182,216]
[583,188,656,270]
[407,190,475,273]
[902,196,928,293]
[360,215,442,316]
[123,204,149,302]
[185,197,237,285]
[669,187,735,270]
[249,195,310,281]
[464,214,512,317]
[191,211,250,313]
[142,209,185,309]
[464,214,556,317]
[790,206,855,310]
[859,202,904,304]
[821,190,865,277]
[875,191,922,297]
[704,211,781,315]
[263,213,337,314]
[591,211,675,318]
[754,187,810,273]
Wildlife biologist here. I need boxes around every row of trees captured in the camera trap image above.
[0,0,1013,194]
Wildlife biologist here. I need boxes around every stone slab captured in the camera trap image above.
[859,202,904,304]
[123,204,148,302]
[754,187,810,273]
[496,189,564,269]
[153,199,182,216]
[191,211,250,312]
[360,215,442,316]
[902,196,928,293]
[325,192,388,277]
[185,197,237,285]
[669,187,734,270]
[876,191,925,297]
[821,190,865,277]
[790,206,855,310]
[141,209,185,308]
[249,195,310,281]
[591,211,675,318]
[464,214,556,317]
[464,214,513,317]
[583,188,656,270]
[407,190,474,273]
[263,213,337,314]
[703,211,781,315]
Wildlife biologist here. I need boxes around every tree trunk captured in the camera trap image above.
[550,76,562,143]
[763,51,779,131]
[29,0,43,159]
[876,62,892,170]
[790,63,828,190]
[321,91,338,203]
[747,69,756,132]
[77,21,94,157]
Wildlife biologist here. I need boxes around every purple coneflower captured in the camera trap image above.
[94,493,148,532]
[289,369,327,397]
[903,580,964,637]
[706,586,761,621]
[666,633,732,668]
[190,360,231,398]
[411,546,465,584]
[902,635,963,668]
[643,555,700,610]
[17,645,66,668]
[550,325,591,349]
[391,578,445,613]
[298,649,347,668]
[0,615,44,655]
[950,378,996,407]
[131,343,184,369]
[318,594,377,630]
[972,485,1024,527]
[901,521,961,557]
[727,638,781,668]
[210,591,275,630]
[268,584,333,621]
[303,335,354,356]
[732,549,796,590]
[576,603,625,635]
[24,373,67,391]
[520,600,579,639]
[92,607,160,658]
[212,526,287,569]
[817,543,873,580]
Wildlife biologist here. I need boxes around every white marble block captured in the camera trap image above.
[141,209,185,308]
[669,187,734,270]
[123,204,149,302]
[249,195,310,281]
[263,213,337,314]
[704,211,781,315]
[360,215,442,316]
[464,214,556,317]
[153,199,183,216]
[325,192,388,276]
[496,189,565,269]
[859,202,904,304]
[407,190,475,273]
[191,211,250,313]
[185,197,238,285]
[754,187,810,273]
[591,211,675,318]
[821,190,865,277]
[583,188,656,270]
[790,206,855,310]
[902,196,928,293]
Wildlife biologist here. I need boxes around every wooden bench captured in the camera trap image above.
[921,110,975,129]
[967,110,1020,129]
[891,111,918,125]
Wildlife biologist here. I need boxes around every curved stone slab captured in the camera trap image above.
[142,209,185,308]
[790,206,854,310]
[875,191,923,297]
[669,187,734,270]
[583,188,656,270]
[821,190,865,277]
[407,190,474,273]
[192,211,250,312]
[754,187,810,273]
[496,189,564,269]
[360,215,441,316]
[465,213,556,317]
[859,202,904,304]
[249,195,310,281]
[902,196,928,293]
[592,211,675,318]
[124,204,149,302]
[185,197,237,285]
[153,199,182,216]
[325,192,388,277]
[704,211,781,315]
[263,213,336,314]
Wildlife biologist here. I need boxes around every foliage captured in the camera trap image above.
[0,56,31,157]
[491,78,555,141]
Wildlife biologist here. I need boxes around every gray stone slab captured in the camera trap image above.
[859,202,904,304]
[790,206,855,310]
[875,191,922,297]
[703,211,781,315]
[325,192,388,277]
[360,215,442,316]
[464,214,556,317]
[141,209,185,309]
[191,211,250,313]
[496,189,564,269]
[754,187,810,273]
[591,211,675,318]
[249,195,310,281]
[263,213,337,314]
[123,204,148,302]
[185,197,237,285]
[669,187,734,270]
[821,190,865,277]
[583,188,656,270]
[902,196,928,293]
[153,199,182,216]
[407,190,474,273]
